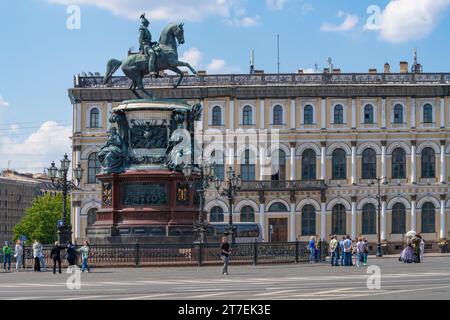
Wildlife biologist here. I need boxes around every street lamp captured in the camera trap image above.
[183,162,216,243]
[370,176,388,257]
[48,153,84,244]
[215,166,242,244]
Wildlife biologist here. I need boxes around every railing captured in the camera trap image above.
[13,241,328,268]
[74,73,450,88]
[240,180,326,191]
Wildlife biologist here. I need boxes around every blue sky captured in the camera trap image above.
[1,0,450,172]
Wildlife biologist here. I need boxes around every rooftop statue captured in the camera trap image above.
[103,14,197,95]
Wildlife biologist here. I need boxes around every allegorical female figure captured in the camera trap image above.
[98,127,127,174]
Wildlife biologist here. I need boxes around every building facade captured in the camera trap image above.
[69,66,450,251]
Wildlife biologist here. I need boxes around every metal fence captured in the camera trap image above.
[9,241,328,268]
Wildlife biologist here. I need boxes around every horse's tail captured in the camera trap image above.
[103,59,122,85]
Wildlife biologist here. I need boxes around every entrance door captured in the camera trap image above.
[268,218,288,242]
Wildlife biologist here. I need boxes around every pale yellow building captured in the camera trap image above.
[69,63,450,251]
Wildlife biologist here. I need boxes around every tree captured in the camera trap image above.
[13,193,70,245]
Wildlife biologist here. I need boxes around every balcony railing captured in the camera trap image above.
[74,72,450,89]
[239,180,326,191]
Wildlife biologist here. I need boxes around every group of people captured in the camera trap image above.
[307,237,324,263]
[399,231,425,263]
[329,235,369,267]
[1,239,91,274]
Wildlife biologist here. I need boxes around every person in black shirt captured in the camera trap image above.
[50,241,65,274]
[220,236,231,275]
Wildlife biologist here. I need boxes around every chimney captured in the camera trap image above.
[254,70,264,75]
[384,63,390,74]
[333,68,341,74]
[400,61,408,73]
[297,69,304,74]
[323,68,330,73]
[368,68,377,74]
[197,70,207,76]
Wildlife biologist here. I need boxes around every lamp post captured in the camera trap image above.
[371,176,387,257]
[48,154,84,244]
[182,163,216,243]
[215,166,242,244]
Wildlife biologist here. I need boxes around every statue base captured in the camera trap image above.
[86,170,204,244]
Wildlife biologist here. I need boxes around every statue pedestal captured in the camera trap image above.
[87,170,203,244]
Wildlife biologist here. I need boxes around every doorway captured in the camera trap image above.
[268,218,288,242]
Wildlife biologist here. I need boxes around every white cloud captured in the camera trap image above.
[181,47,203,68]
[178,48,241,74]
[300,3,314,15]
[0,95,9,108]
[320,11,359,32]
[207,59,241,74]
[0,121,71,173]
[225,15,261,27]
[300,68,316,74]
[377,0,450,43]
[266,0,287,11]
[48,0,245,23]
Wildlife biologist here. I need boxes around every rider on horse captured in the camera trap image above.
[139,13,158,76]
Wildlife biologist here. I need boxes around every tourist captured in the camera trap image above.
[314,238,321,262]
[50,241,64,274]
[2,241,12,271]
[66,241,77,272]
[356,238,365,267]
[351,239,357,266]
[363,237,369,266]
[339,237,345,266]
[329,235,339,266]
[14,240,23,272]
[412,235,421,263]
[418,234,425,263]
[308,236,316,264]
[220,236,231,275]
[343,235,352,266]
[78,241,90,273]
[399,231,417,263]
[33,240,43,272]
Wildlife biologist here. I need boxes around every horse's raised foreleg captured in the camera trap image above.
[175,60,197,76]
[169,66,184,89]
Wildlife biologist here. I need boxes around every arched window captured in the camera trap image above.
[212,106,222,126]
[334,104,344,124]
[271,150,286,181]
[362,203,376,234]
[364,104,374,124]
[87,208,97,227]
[421,202,435,233]
[210,206,224,222]
[304,105,313,125]
[241,149,255,181]
[392,203,406,234]
[90,108,100,128]
[394,104,403,124]
[273,105,283,125]
[392,148,406,179]
[211,150,225,180]
[332,204,346,235]
[88,152,101,184]
[242,105,252,125]
[302,149,316,180]
[362,148,377,179]
[421,147,435,178]
[423,104,433,124]
[241,206,255,222]
[332,148,347,180]
[268,202,288,212]
[301,204,316,236]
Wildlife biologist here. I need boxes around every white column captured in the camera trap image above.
[321,201,326,240]
[290,203,296,241]
[260,100,265,129]
[441,142,446,183]
[411,197,416,231]
[228,148,234,169]
[106,102,112,130]
[351,199,356,239]
[259,147,265,180]
[259,203,266,241]
[440,197,446,239]
[290,147,296,180]
[381,143,387,178]
[440,98,445,128]
[75,103,82,133]
[74,206,81,238]
[351,144,356,184]
[321,144,326,180]
[411,144,416,183]
[411,98,416,128]
[351,99,356,129]
[381,98,386,128]
[381,199,387,241]
[229,100,235,130]
[290,99,296,129]
[321,98,326,129]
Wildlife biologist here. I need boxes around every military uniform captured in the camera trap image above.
[139,14,157,74]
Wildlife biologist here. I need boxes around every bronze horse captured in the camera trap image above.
[103,23,197,92]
